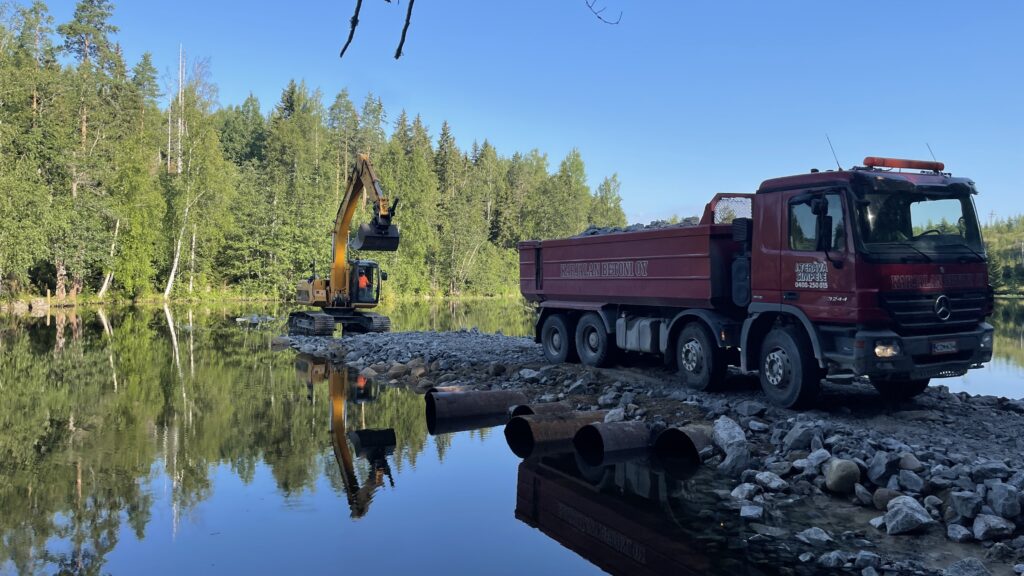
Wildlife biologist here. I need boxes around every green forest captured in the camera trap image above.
[2,0,1023,304]
[0,0,628,303]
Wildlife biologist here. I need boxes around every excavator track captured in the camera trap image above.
[289,310,391,336]
[288,311,336,336]
[338,311,391,334]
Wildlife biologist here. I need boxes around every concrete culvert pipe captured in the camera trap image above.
[508,402,573,418]
[425,390,528,435]
[504,411,608,459]
[573,421,652,467]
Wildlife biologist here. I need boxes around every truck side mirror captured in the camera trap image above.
[816,215,833,251]
[381,271,388,281]
[811,197,829,216]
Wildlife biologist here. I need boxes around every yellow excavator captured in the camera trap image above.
[289,154,400,335]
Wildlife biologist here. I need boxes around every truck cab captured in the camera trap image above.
[739,157,993,405]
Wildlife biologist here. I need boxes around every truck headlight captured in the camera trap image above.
[874,341,901,358]
[980,332,993,349]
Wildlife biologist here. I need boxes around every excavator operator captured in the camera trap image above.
[357,269,371,301]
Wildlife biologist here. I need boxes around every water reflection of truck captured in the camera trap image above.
[520,157,994,408]
[516,456,718,576]
[295,354,395,518]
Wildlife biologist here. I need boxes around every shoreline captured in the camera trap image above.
[283,329,1024,575]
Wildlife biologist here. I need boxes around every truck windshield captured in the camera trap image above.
[853,185,984,259]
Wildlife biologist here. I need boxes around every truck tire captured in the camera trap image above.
[677,322,726,391]
[541,314,578,364]
[575,313,613,367]
[758,325,822,409]
[870,378,930,401]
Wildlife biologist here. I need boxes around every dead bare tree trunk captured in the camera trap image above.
[97,219,120,299]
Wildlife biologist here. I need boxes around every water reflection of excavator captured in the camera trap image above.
[294,354,396,519]
[289,154,400,335]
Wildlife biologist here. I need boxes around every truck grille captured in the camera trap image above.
[879,291,986,334]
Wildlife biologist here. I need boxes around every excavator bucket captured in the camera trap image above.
[352,223,400,251]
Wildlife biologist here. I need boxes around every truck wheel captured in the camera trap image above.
[541,314,578,364]
[677,323,725,391]
[575,313,612,367]
[870,378,930,401]
[759,326,822,409]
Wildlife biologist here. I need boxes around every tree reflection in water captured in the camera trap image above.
[0,307,430,574]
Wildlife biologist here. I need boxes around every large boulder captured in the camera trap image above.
[987,483,1021,519]
[898,469,925,493]
[950,491,984,520]
[868,451,900,485]
[884,496,935,535]
[947,524,973,543]
[972,461,1011,482]
[824,459,861,494]
[795,527,833,547]
[713,416,748,451]
[782,423,818,452]
[873,488,903,511]
[973,514,1016,541]
[755,471,789,492]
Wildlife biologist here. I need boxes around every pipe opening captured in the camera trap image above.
[573,425,605,467]
[425,392,439,431]
[504,417,535,459]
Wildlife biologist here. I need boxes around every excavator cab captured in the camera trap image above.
[350,260,384,305]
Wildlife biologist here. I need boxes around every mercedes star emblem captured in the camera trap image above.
[934,294,952,321]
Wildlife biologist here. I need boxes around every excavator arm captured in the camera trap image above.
[330,154,400,303]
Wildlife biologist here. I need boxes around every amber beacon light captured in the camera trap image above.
[863,156,945,172]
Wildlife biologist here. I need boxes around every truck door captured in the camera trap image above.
[779,189,856,323]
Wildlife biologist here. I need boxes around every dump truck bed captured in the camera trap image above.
[519,222,741,310]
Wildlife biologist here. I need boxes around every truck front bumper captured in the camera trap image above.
[848,323,994,380]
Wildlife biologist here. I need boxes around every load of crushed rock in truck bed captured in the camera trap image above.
[573,216,700,238]
[281,329,1024,574]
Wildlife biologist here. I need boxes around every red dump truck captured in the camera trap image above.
[519,157,994,408]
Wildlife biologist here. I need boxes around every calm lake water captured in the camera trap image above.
[0,299,1022,575]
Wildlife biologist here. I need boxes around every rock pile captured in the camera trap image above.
[573,217,700,238]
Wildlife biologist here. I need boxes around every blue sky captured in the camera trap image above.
[45,0,1024,223]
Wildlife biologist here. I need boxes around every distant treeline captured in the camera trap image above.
[986,215,1024,294]
[0,0,627,301]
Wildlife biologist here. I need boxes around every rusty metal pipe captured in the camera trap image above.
[573,421,652,467]
[653,425,711,465]
[424,385,471,395]
[425,390,528,435]
[508,402,573,418]
[504,411,608,459]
